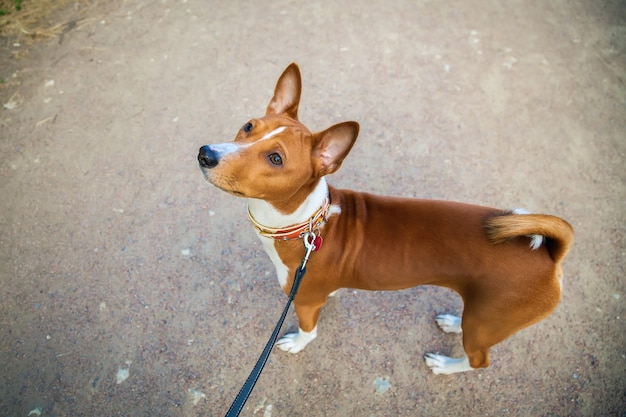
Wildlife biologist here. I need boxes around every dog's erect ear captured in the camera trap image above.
[266,63,302,119]
[312,122,359,176]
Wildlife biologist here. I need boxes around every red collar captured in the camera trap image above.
[247,197,330,240]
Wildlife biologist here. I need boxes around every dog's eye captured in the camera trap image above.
[268,153,283,166]
[242,122,253,133]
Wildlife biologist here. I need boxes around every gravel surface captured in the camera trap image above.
[1,1,624,415]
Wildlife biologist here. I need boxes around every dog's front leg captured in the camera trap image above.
[276,303,321,354]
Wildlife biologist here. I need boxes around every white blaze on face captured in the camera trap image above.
[208,126,287,159]
[208,142,240,159]
[258,126,287,141]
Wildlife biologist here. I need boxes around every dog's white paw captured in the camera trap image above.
[275,327,317,354]
[424,353,473,375]
[435,314,462,334]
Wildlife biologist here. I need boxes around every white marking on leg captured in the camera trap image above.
[512,208,544,250]
[424,353,474,375]
[435,314,462,334]
[276,326,317,354]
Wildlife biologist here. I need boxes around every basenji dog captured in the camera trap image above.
[197,63,573,374]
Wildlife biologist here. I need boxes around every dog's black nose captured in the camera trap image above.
[198,145,219,168]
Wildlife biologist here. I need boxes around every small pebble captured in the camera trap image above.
[116,367,129,384]
[188,388,206,405]
[373,377,391,394]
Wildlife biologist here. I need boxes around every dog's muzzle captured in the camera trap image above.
[198,145,219,169]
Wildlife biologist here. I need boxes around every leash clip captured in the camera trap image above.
[301,231,317,270]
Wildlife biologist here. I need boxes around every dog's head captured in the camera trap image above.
[198,63,359,212]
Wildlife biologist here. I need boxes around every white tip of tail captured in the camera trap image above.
[512,208,544,250]
[529,234,544,250]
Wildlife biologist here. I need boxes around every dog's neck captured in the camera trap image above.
[247,177,330,230]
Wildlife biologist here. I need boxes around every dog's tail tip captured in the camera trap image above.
[485,211,574,264]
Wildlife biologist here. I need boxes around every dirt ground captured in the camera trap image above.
[1,0,624,416]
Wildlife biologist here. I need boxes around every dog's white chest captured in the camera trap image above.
[259,237,289,289]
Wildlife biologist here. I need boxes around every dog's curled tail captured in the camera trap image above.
[485,213,574,264]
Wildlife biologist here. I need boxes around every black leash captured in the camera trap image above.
[224,232,317,417]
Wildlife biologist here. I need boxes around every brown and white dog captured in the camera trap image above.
[198,63,573,374]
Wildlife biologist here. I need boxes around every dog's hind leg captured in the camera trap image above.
[424,353,474,374]
[435,314,463,334]
[425,313,473,374]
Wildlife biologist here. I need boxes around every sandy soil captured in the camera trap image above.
[1,1,624,416]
